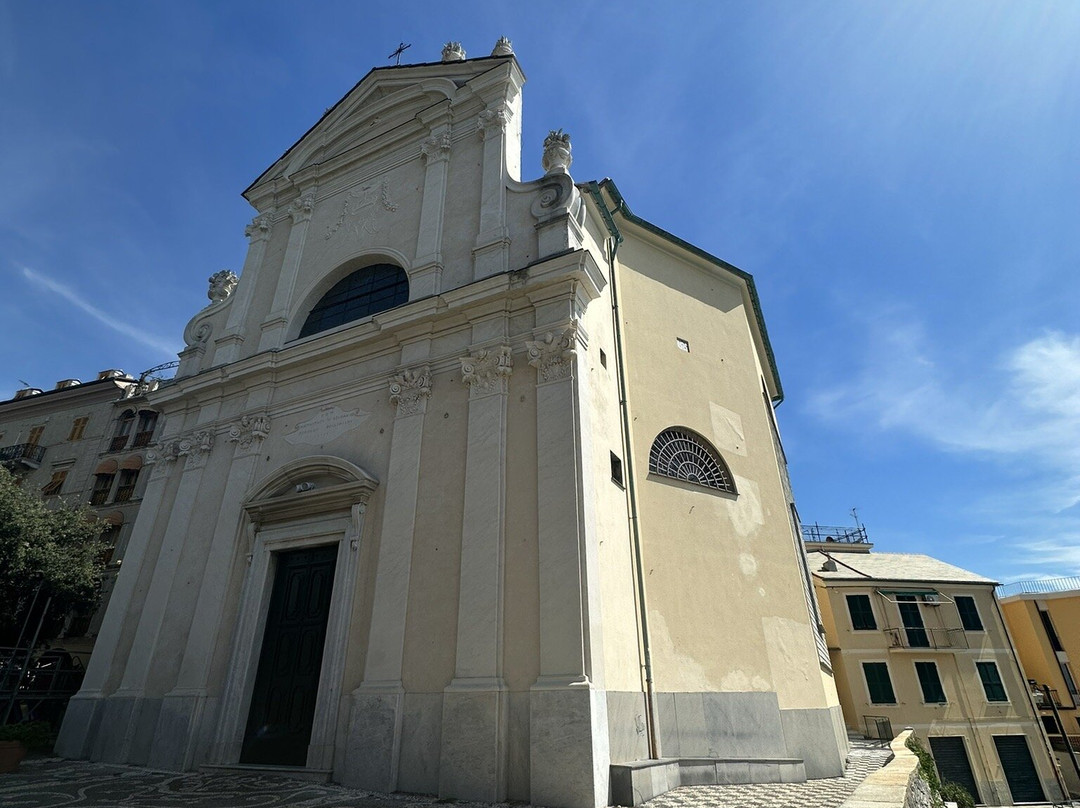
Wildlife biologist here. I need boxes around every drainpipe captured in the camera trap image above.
[587,181,659,760]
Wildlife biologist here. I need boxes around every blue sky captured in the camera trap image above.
[2,2,1078,583]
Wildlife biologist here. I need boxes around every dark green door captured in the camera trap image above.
[928,736,981,804]
[241,545,337,766]
[993,735,1045,803]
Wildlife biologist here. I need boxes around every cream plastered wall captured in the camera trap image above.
[612,224,827,711]
[818,579,1062,804]
[1001,593,1080,712]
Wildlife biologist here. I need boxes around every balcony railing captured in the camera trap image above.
[108,435,130,452]
[801,523,869,544]
[113,485,136,503]
[90,489,110,506]
[131,431,154,448]
[997,577,1080,597]
[0,443,46,467]
[885,626,969,650]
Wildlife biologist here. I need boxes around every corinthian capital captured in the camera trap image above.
[461,345,513,397]
[526,325,579,383]
[389,365,432,417]
[289,193,316,224]
[244,213,273,242]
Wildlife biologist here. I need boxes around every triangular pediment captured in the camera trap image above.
[244,55,521,201]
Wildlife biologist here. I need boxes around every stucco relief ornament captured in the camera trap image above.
[207,270,238,304]
[388,366,432,417]
[460,345,513,396]
[441,41,466,62]
[421,132,452,164]
[527,325,579,383]
[244,213,273,242]
[227,414,271,449]
[491,37,514,57]
[289,193,316,224]
[541,129,572,175]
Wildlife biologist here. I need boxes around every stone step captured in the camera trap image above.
[610,756,806,806]
[200,764,332,783]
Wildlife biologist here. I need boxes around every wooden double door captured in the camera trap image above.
[240,545,337,766]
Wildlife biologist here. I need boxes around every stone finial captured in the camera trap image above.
[207,270,238,303]
[542,129,572,175]
[491,37,514,57]
[441,42,466,62]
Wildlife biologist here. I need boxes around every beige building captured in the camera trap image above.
[807,531,1066,805]
[998,578,1080,794]
[57,41,845,807]
[0,370,162,649]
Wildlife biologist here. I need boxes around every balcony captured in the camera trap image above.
[108,435,129,452]
[997,576,1080,597]
[113,484,136,503]
[885,626,969,650]
[131,431,154,448]
[801,523,869,545]
[0,443,46,470]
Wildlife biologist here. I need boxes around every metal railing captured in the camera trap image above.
[801,523,869,544]
[0,646,85,724]
[0,443,46,467]
[108,435,130,452]
[131,431,154,448]
[885,626,969,650]
[863,715,894,742]
[997,577,1080,597]
[113,485,136,503]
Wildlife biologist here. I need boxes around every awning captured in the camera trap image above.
[101,511,124,526]
[875,589,955,605]
[119,455,143,470]
[94,459,118,474]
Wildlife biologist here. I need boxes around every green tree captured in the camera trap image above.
[0,466,108,644]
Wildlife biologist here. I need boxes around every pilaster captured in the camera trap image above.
[215,213,274,364]
[259,192,316,350]
[473,99,513,280]
[343,362,431,792]
[439,344,513,801]
[412,112,452,297]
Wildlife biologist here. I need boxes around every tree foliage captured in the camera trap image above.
[0,466,108,643]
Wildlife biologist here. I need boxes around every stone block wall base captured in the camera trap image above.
[530,686,610,808]
[90,695,161,765]
[340,689,403,793]
[438,686,508,802]
[148,692,208,770]
[55,694,103,759]
[610,756,807,807]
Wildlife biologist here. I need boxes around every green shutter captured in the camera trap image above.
[863,662,896,704]
[956,596,983,631]
[847,594,877,630]
[977,662,1008,702]
[915,662,946,702]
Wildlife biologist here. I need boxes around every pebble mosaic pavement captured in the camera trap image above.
[0,743,894,808]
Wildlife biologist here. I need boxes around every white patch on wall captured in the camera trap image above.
[648,610,712,691]
[285,405,370,445]
[738,553,758,578]
[762,616,814,704]
[709,402,746,456]
[729,476,764,537]
[719,670,772,692]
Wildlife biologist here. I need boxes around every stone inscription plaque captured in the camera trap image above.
[285,405,369,445]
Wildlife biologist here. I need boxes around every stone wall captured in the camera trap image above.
[840,730,929,808]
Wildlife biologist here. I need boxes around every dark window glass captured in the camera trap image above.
[863,662,896,704]
[1039,608,1064,652]
[846,594,877,630]
[955,596,983,631]
[610,452,624,488]
[91,473,114,506]
[977,661,1008,702]
[1061,662,1078,697]
[915,661,947,703]
[299,264,409,338]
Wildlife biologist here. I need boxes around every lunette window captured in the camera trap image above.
[863,662,896,704]
[955,596,983,631]
[915,661,947,703]
[648,427,736,494]
[976,661,1008,702]
[299,264,409,338]
[846,594,877,630]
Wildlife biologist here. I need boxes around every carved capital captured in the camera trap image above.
[478,105,510,140]
[289,192,316,224]
[244,213,273,242]
[227,414,271,450]
[421,132,452,164]
[527,325,578,383]
[175,430,215,469]
[461,345,513,397]
[207,270,238,304]
[389,365,432,417]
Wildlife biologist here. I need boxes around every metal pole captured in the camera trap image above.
[2,595,51,724]
[1044,684,1080,790]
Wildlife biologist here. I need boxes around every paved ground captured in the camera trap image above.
[0,745,894,808]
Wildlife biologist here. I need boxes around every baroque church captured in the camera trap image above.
[56,40,847,807]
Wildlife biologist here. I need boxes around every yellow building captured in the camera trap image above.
[998,578,1080,795]
[806,529,1065,805]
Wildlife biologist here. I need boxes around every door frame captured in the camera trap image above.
[212,456,378,770]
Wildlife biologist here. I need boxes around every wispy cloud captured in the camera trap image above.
[20,266,180,357]
[807,315,1080,575]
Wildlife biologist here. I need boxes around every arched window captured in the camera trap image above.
[648,427,737,494]
[299,264,409,338]
[111,411,136,452]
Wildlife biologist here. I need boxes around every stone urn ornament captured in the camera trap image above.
[542,129,572,175]
[207,270,238,304]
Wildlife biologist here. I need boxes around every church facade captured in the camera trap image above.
[57,40,846,807]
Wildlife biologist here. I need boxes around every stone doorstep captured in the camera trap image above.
[199,764,333,783]
[610,756,807,807]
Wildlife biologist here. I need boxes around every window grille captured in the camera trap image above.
[648,428,736,493]
[299,264,409,338]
